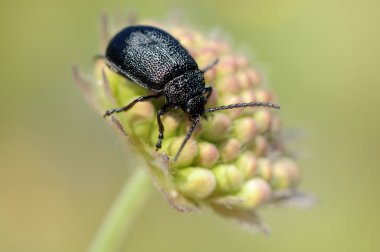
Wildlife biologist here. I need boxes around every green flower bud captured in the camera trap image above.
[201,113,231,142]
[175,168,216,199]
[233,118,257,144]
[256,158,273,181]
[213,164,243,193]
[133,123,152,140]
[169,137,198,169]
[161,114,183,138]
[236,152,257,180]
[101,66,142,104]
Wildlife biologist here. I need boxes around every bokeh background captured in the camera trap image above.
[1,0,379,251]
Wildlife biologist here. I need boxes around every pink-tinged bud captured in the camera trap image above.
[256,158,272,181]
[252,135,269,156]
[217,55,237,77]
[235,152,257,180]
[237,71,252,90]
[213,164,244,193]
[201,113,231,142]
[233,118,257,144]
[197,48,219,73]
[175,168,216,199]
[218,75,242,94]
[235,55,249,69]
[254,110,272,134]
[245,69,261,87]
[220,138,241,163]
[235,178,271,209]
[204,39,230,55]
[255,89,273,102]
[196,142,220,168]
[169,137,198,169]
[203,67,217,85]
[271,158,300,189]
[177,31,197,49]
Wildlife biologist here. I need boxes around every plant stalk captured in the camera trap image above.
[88,168,152,252]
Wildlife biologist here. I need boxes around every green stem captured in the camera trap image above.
[88,168,152,252]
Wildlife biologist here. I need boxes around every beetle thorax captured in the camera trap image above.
[163,70,205,108]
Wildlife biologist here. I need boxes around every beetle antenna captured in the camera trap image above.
[206,101,280,113]
[174,117,200,161]
[201,58,219,73]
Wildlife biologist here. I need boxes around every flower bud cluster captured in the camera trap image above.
[75,18,312,231]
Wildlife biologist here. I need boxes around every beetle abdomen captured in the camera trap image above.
[106,26,199,92]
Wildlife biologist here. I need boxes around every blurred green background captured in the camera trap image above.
[1,0,379,251]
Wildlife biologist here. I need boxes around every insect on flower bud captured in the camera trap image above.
[75,18,311,230]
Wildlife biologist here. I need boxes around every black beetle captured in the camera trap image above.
[103,25,280,161]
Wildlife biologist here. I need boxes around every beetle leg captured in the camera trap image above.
[104,94,162,117]
[204,86,213,100]
[156,103,170,150]
[201,58,219,73]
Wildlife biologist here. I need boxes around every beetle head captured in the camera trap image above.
[182,95,206,119]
